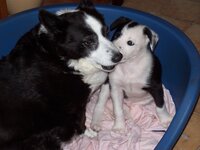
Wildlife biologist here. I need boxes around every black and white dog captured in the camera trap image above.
[91,17,172,132]
[0,1,122,149]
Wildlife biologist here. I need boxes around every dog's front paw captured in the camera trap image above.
[112,122,126,133]
[84,128,98,138]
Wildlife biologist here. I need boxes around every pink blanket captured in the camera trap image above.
[64,86,175,150]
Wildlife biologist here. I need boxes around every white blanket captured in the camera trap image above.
[64,86,175,150]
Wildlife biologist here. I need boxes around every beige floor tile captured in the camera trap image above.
[185,23,200,52]
[174,113,200,150]
[194,97,200,114]
[123,1,192,32]
[196,17,200,25]
[189,0,200,2]
[160,0,200,23]
[123,0,166,15]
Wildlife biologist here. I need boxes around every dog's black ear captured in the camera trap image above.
[143,27,159,51]
[39,9,63,34]
[77,0,94,9]
[110,17,132,31]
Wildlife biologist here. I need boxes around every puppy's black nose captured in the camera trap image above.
[112,52,123,63]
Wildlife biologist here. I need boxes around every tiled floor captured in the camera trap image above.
[122,0,200,149]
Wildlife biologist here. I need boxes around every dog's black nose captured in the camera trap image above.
[112,52,123,63]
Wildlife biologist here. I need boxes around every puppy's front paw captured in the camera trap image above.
[160,115,173,128]
[112,122,126,133]
[156,106,173,128]
[91,123,101,132]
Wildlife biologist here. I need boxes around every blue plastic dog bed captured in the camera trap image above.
[0,4,200,150]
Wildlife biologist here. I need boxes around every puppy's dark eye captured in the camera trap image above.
[127,40,135,46]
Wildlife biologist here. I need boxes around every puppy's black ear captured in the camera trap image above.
[110,17,132,31]
[144,27,159,51]
[39,9,63,34]
[77,0,94,9]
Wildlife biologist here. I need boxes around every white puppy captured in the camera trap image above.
[91,17,172,132]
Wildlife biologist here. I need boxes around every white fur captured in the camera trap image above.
[38,24,48,34]
[56,9,79,15]
[114,25,153,62]
[84,14,119,67]
[68,58,107,92]
[156,105,173,127]
[84,128,98,138]
[91,84,110,131]
[91,24,172,132]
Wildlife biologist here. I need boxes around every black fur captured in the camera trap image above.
[142,54,164,108]
[0,1,106,149]
[110,16,131,31]
[110,17,131,41]
[143,27,152,43]
[127,22,138,28]
[142,28,164,108]
[110,17,139,41]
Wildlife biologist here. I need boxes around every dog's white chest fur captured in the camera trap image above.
[68,59,107,91]
[110,52,153,99]
[83,71,107,91]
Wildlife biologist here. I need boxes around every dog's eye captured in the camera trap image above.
[82,39,94,48]
[82,41,91,46]
[127,40,135,46]
[82,35,98,49]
